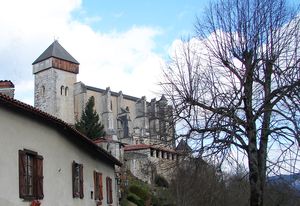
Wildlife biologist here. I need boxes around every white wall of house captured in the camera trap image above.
[0,107,118,206]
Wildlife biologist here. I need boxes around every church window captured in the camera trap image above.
[65,87,69,96]
[150,149,154,157]
[72,161,84,198]
[156,150,159,158]
[19,149,43,200]
[60,86,64,95]
[41,86,45,96]
[110,100,113,110]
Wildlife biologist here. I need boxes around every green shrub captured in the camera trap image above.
[129,184,149,201]
[127,193,145,206]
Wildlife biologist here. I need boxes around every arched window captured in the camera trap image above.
[60,86,64,95]
[41,86,45,97]
[65,87,69,96]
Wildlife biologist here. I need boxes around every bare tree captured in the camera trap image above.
[161,0,300,206]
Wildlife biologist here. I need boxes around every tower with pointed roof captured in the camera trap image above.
[33,40,79,124]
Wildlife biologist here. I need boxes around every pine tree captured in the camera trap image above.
[75,96,106,140]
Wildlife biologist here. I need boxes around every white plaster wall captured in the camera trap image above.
[0,108,118,206]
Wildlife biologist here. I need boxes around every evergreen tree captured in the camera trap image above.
[75,96,106,140]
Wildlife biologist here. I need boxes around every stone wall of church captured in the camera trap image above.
[34,67,76,124]
[73,83,175,147]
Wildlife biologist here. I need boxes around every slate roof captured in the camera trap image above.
[32,40,79,65]
[86,85,140,102]
[176,139,192,153]
[0,93,121,166]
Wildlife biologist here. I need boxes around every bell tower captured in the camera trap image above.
[32,40,79,124]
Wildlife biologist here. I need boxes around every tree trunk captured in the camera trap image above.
[248,141,264,206]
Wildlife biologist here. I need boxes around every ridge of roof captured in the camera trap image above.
[0,93,121,166]
[32,40,79,65]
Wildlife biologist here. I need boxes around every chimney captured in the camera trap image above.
[0,80,15,98]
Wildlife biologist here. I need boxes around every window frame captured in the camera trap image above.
[106,176,113,204]
[94,171,103,201]
[19,149,44,200]
[72,161,84,199]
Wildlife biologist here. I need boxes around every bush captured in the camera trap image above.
[129,184,149,201]
[127,193,145,206]
[155,175,169,188]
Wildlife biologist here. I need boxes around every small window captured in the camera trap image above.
[41,86,45,97]
[65,87,69,96]
[156,150,159,158]
[94,171,103,201]
[167,153,170,159]
[162,151,165,159]
[19,149,44,200]
[106,177,113,204]
[72,161,84,198]
[150,149,154,157]
[60,86,64,95]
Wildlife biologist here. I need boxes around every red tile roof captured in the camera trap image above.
[0,80,14,88]
[0,93,121,166]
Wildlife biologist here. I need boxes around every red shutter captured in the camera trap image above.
[79,164,84,199]
[106,177,113,204]
[106,177,109,204]
[72,161,76,198]
[94,171,99,200]
[109,178,113,204]
[19,150,26,198]
[99,173,103,200]
[36,155,44,199]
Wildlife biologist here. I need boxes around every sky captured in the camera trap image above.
[0,0,210,105]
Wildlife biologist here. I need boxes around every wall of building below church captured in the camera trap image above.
[124,149,177,184]
[0,106,117,206]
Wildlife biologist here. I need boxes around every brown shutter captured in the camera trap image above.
[19,150,26,198]
[109,178,113,204]
[72,161,76,198]
[99,173,103,200]
[79,164,84,199]
[94,171,99,200]
[36,155,44,199]
[106,177,109,204]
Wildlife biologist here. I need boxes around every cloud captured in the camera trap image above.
[0,0,165,104]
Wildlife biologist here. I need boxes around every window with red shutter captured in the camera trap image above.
[94,171,103,201]
[18,149,43,200]
[72,161,84,199]
[106,177,113,204]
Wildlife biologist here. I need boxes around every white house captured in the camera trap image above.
[0,93,121,206]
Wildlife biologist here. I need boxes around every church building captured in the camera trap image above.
[32,41,177,183]
[32,40,175,149]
